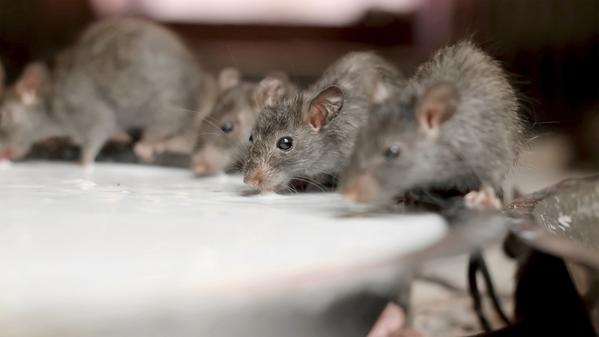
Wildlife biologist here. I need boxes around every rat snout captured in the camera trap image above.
[0,146,26,161]
[191,146,228,176]
[0,148,11,161]
[341,173,377,203]
[243,169,265,189]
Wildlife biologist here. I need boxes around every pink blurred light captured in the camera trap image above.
[90,0,423,25]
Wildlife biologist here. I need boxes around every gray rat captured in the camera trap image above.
[243,51,403,191]
[0,17,214,164]
[191,68,296,176]
[340,41,523,205]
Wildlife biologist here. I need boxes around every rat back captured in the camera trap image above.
[408,41,523,190]
[309,51,403,105]
[305,52,404,167]
[52,18,204,142]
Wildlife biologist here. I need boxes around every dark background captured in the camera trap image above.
[1,0,597,165]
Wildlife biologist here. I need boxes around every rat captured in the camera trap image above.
[340,41,523,206]
[242,51,404,192]
[191,68,296,176]
[0,17,215,164]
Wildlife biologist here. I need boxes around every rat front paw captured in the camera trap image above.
[134,142,157,162]
[367,303,422,337]
[465,187,502,210]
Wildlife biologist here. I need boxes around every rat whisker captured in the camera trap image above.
[198,119,225,134]
[523,131,558,145]
[532,120,561,127]
[294,176,328,193]
[167,105,202,115]
[194,132,222,137]
[286,185,298,194]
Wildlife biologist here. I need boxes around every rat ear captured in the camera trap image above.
[416,82,458,134]
[218,67,241,92]
[253,71,295,110]
[16,62,48,106]
[305,86,344,131]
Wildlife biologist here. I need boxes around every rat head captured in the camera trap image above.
[192,69,295,176]
[340,82,459,204]
[0,63,50,161]
[243,85,345,191]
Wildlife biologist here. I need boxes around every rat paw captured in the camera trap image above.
[78,157,95,170]
[367,303,422,337]
[134,142,157,162]
[465,187,502,210]
[110,130,132,144]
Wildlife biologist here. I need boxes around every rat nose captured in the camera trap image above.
[244,170,264,188]
[0,147,20,161]
[192,160,213,175]
[341,174,376,203]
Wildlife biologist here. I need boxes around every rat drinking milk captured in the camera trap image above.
[340,41,523,206]
[191,69,296,176]
[243,52,403,192]
[0,18,214,164]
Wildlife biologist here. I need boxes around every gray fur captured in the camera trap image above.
[191,71,296,175]
[0,18,214,163]
[243,51,403,191]
[342,41,524,203]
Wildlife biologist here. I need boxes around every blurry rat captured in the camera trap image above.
[191,68,297,176]
[340,41,523,207]
[243,51,404,192]
[0,17,215,164]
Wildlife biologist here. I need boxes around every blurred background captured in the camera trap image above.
[0,0,597,167]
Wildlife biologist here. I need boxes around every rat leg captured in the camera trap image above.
[366,303,422,337]
[465,185,502,210]
[77,105,118,166]
[79,132,111,166]
[135,130,196,161]
[80,142,101,166]
[157,130,196,154]
[134,94,190,161]
[134,131,174,162]
[134,124,174,162]
[109,130,132,144]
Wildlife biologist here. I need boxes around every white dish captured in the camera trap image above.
[0,162,447,337]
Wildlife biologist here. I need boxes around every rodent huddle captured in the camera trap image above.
[243,52,403,191]
[244,41,522,206]
[0,18,293,170]
[0,17,522,205]
[1,18,212,164]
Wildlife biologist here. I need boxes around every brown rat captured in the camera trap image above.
[191,69,296,176]
[243,51,404,192]
[0,18,214,164]
[340,41,523,205]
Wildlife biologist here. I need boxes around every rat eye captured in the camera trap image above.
[384,144,401,160]
[276,136,293,151]
[221,121,234,133]
[249,134,253,143]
